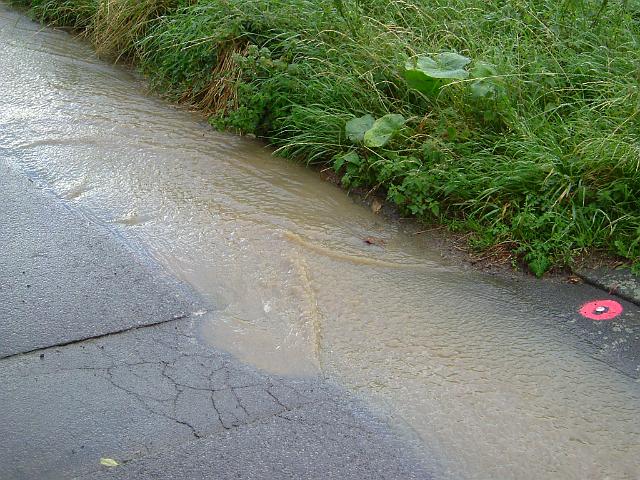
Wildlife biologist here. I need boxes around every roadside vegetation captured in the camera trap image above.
[11,0,640,275]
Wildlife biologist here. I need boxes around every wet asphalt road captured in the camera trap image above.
[503,273,640,380]
[0,162,432,479]
[1,4,640,477]
[2,155,640,480]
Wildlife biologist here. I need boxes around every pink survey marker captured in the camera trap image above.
[579,299,623,321]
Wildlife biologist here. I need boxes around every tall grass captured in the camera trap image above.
[13,0,640,274]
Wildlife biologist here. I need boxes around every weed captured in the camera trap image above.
[13,0,640,275]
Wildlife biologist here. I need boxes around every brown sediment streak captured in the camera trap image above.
[15,138,102,149]
[283,231,429,270]
[63,179,92,200]
[112,210,153,226]
[291,252,324,370]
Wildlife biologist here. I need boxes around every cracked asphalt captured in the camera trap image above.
[0,162,431,479]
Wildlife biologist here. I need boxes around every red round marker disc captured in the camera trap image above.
[578,299,623,321]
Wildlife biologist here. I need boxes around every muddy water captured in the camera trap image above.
[1,5,639,479]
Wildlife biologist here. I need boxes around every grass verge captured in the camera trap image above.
[11,0,640,275]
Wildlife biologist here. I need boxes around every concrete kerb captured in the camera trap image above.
[575,267,640,308]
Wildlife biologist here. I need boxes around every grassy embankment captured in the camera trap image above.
[12,0,640,275]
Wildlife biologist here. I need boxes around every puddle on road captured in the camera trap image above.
[1,4,639,479]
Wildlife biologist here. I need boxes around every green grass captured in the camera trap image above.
[12,0,640,275]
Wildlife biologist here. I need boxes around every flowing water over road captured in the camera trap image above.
[1,5,639,479]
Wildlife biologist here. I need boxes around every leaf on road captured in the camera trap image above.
[100,458,120,467]
[364,236,386,246]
